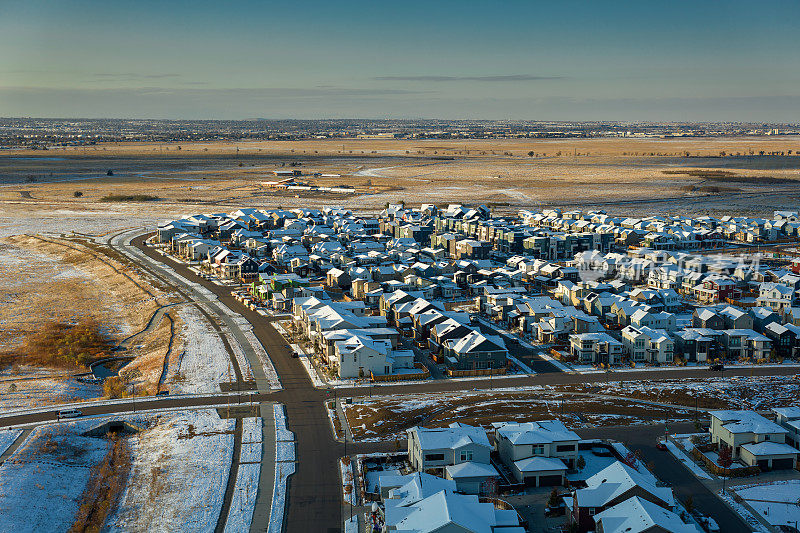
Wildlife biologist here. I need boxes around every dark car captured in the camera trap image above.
[156,390,170,396]
[709,363,725,371]
[656,439,667,451]
[291,352,299,358]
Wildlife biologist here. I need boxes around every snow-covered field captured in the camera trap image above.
[0,206,164,239]
[0,371,101,412]
[735,480,800,530]
[343,389,696,442]
[0,418,121,531]
[107,409,234,532]
[170,305,231,393]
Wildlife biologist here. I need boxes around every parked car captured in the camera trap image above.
[709,363,725,371]
[57,409,82,419]
[291,352,299,358]
[656,439,667,451]
[156,390,170,396]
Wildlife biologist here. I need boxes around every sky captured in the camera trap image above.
[1,0,799,122]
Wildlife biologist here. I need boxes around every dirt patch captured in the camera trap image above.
[343,390,696,442]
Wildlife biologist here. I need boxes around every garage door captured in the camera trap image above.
[524,477,538,487]
[771,458,795,470]
[538,475,563,487]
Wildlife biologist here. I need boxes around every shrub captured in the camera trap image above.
[8,318,114,369]
[73,191,83,198]
[99,194,159,202]
[103,377,128,399]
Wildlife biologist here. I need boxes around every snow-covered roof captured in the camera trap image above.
[409,424,491,452]
[741,441,798,457]
[577,461,674,509]
[593,496,702,533]
[445,462,499,479]
[709,410,787,435]
[513,456,567,473]
[495,420,579,446]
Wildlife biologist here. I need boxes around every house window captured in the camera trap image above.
[588,508,596,516]
[532,444,545,455]
[765,435,771,441]
[459,450,473,462]
[556,444,576,453]
[424,453,445,462]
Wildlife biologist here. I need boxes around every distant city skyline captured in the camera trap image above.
[1,0,799,121]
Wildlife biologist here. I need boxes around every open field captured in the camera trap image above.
[0,234,182,403]
[343,375,800,442]
[2,136,800,216]
[342,389,698,443]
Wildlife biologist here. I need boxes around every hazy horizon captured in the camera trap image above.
[2,0,799,122]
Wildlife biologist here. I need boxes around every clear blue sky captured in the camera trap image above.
[1,0,799,121]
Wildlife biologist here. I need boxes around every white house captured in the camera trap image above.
[621,325,674,364]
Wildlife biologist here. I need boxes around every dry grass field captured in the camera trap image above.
[0,235,180,400]
[2,136,800,217]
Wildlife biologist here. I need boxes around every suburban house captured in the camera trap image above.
[569,332,624,365]
[441,330,508,371]
[494,420,580,485]
[407,423,492,474]
[333,334,413,378]
[773,407,800,449]
[708,410,798,470]
[593,496,702,533]
[568,461,675,533]
[621,325,674,364]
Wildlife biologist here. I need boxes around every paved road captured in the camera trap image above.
[581,424,751,533]
[3,231,795,531]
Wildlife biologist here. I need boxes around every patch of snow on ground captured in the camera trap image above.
[0,429,22,455]
[719,490,771,533]
[172,305,230,393]
[0,420,112,531]
[665,440,712,479]
[735,480,800,529]
[224,462,260,533]
[107,409,234,533]
[567,449,617,481]
[341,457,356,505]
[268,404,295,533]
[0,372,101,412]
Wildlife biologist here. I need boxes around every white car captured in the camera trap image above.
[57,409,82,419]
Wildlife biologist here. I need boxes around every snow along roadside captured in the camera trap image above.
[224,417,263,533]
[268,404,295,533]
[112,229,281,389]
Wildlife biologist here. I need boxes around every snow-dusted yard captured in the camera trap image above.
[107,409,234,532]
[735,480,800,530]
